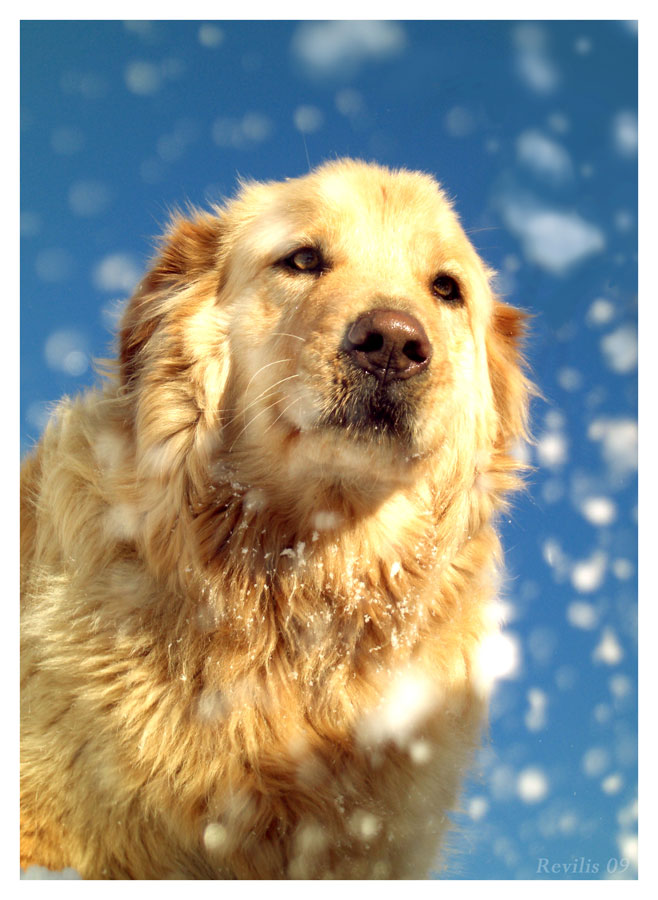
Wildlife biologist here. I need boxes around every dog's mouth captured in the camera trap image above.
[318,371,421,444]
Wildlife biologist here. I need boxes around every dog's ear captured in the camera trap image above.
[119,210,223,387]
[486,299,534,451]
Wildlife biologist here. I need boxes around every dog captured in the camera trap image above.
[20,159,531,879]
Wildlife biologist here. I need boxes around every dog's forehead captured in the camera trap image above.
[237,164,466,265]
[316,165,442,210]
[304,165,458,235]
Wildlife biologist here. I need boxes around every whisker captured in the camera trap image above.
[269,332,307,343]
[215,352,305,423]
[221,374,301,430]
[262,396,302,437]
[243,358,292,399]
[228,396,284,452]
[242,374,300,416]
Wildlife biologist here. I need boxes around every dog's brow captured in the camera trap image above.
[240,208,299,262]
[433,258,467,278]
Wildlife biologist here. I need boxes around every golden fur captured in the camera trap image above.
[20,159,531,879]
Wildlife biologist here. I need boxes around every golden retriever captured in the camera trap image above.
[20,159,531,879]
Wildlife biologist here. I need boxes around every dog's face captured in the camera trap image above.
[120,160,528,514]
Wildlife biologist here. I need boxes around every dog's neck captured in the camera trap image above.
[133,451,496,646]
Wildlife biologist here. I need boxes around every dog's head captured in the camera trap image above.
[119,160,530,521]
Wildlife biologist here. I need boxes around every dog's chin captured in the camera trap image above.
[318,396,418,446]
[272,384,428,491]
[323,374,426,446]
[280,373,422,441]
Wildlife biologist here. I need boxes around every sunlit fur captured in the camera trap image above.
[21,159,532,879]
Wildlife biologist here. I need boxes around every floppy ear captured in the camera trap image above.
[486,299,533,451]
[119,210,223,387]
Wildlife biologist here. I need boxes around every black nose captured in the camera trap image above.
[343,309,432,382]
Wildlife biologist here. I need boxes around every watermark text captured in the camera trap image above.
[536,857,630,876]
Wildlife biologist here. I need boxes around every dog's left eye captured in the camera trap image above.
[432,275,462,304]
[284,248,324,273]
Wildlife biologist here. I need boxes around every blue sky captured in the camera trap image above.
[20,19,637,880]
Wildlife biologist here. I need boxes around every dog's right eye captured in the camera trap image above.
[284,248,323,273]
